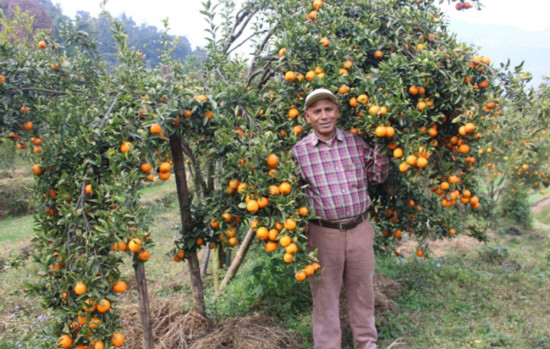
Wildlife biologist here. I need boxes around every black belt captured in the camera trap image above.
[310,211,368,231]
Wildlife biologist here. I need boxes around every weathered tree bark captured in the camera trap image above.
[135,263,154,349]
[169,134,206,316]
[218,228,256,293]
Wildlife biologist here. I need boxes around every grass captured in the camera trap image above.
[0,187,549,348]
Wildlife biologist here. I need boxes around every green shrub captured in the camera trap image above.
[497,187,533,228]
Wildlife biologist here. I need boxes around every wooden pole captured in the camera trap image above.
[135,262,154,349]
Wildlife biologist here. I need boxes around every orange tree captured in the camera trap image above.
[476,77,550,226]
[201,0,535,276]
[0,10,170,348]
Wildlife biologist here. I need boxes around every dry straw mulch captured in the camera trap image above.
[118,294,297,349]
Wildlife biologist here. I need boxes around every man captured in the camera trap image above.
[291,88,390,349]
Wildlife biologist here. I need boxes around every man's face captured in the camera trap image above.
[305,99,340,141]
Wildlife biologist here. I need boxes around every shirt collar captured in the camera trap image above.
[310,129,344,146]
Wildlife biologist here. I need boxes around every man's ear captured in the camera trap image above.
[304,109,311,123]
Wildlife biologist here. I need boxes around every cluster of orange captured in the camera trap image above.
[113,229,152,262]
[57,279,127,348]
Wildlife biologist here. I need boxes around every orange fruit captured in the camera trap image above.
[373,50,383,60]
[138,250,150,261]
[74,282,87,295]
[268,229,279,241]
[385,126,395,138]
[320,37,330,47]
[256,227,269,240]
[32,164,43,175]
[0,74,5,83]
[222,212,233,223]
[265,241,278,252]
[82,299,96,312]
[225,228,236,238]
[297,206,309,216]
[279,182,292,195]
[338,84,350,94]
[112,280,127,293]
[210,219,220,229]
[194,94,207,102]
[237,182,248,193]
[406,155,418,166]
[257,196,269,208]
[285,71,296,82]
[150,123,162,134]
[285,243,298,254]
[159,162,171,172]
[128,238,142,253]
[313,0,323,10]
[409,85,419,95]
[93,341,104,349]
[288,108,299,119]
[304,265,315,276]
[374,125,386,138]
[416,249,424,257]
[269,185,280,195]
[279,235,292,247]
[228,237,239,246]
[85,184,92,195]
[38,40,47,49]
[246,200,259,213]
[23,121,33,131]
[295,271,307,281]
[58,334,73,348]
[97,299,111,313]
[158,171,170,180]
[196,237,204,246]
[284,218,297,230]
[140,163,152,173]
[459,144,470,154]
[267,154,279,169]
[120,141,131,153]
[111,333,124,347]
[292,125,303,136]
[399,162,409,172]
[416,157,428,168]
[393,148,403,158]
[283,253,294,263]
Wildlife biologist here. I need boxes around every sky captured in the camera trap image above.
[51,0,550,84]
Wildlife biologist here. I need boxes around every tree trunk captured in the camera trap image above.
[218,228,255,293]
[169,134,206,317]
[135,263,154,349]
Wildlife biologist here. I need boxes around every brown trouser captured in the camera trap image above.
[307,219,378,349]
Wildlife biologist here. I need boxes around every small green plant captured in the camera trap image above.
[497,187,533,228]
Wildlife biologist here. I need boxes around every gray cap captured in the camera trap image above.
[304,88,339,109]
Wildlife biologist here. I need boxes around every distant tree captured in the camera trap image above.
[1,0,53,34]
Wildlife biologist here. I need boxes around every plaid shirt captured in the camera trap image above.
[291,129,390,221]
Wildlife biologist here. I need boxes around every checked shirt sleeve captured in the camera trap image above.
[365,144,390,185]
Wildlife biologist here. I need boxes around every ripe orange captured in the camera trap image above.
[111,333,124,347]
[228,237,239,246]
[269,185,280,195]
[112,280,127,293]
[459,144,470,154]
[373,50,384,60]
[246,200,259,213]
[393,229,402,239]
[265,241,278,252]
[295,271,307,281]
[409,85,419,95]
[288,108,299,119]
[385,126,395,138]
[0,74,5,83]
[74,282,87,295]
[120,141,131,153]
[279,235,292,247]
[285,71,296,82]
[140,163,152,173]
[393,148,403,158]
[138,250,150,261]
[305,71,315,81]
[268,229,279,241]
[267,154,279,169]
[313,0,323,10]
[237,182,248,193]
[292,125,303,135]
[128,238,142,253]
[32,164,43,175]
[339,84,350,94]
[23,121,34,131]
[285,243,298,254]
[283,252,294,263]
[83,299,96,312]
[369,105,381,116]
[304,265,315,276]
[284,218,297,230]
[196,237,204,246]
[58,334,73,348]
[357,94,368,104]
[38,40,47,49]
[93,341,104,349]
[406,155,417,166]
[256,227,269,240]
[222,212,233,223]
[320,37,330,47]
[150,123,162,134]
[225,228,236,238]
[279,182,292,195]
[257,196,269,208]
[194,94,207,102]
[159,162,171,172]
[297,206,309,216]
[416,249,424,257]
[399,162,409,172]
[278,48,287,57]
[97,299,111,313]
[416,157,428,168]
[210,219,220,229]
[85,184,92,195]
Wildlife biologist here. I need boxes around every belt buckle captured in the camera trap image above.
[337,222,346,231]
